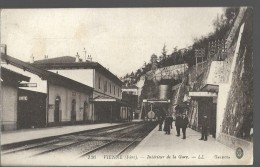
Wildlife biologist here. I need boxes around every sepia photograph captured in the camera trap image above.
[0,6,254,166]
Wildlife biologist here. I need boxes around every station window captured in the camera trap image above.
[118,87,120,97]
[104,81,107,92]
[114,85,116,95]
[98,77,101,89]
[110,83,112,93]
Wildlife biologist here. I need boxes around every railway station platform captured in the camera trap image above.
[131,123,252,165]
[1,120,141,146]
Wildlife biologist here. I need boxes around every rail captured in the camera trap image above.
[78,122,156,158]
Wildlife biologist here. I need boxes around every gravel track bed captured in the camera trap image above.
[2,122,157,160]
[87,141,131,155]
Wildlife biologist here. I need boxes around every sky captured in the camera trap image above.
[1,8,224,77]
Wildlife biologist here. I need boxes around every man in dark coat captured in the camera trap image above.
[163,115,171,134]
[181,113,189,139]
[169,115,174,129]
[175,113,181,136]
[199,115,209,141]
[158,116,163,131]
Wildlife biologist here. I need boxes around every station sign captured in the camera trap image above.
[18,96,28,101]
[135,109,141,114]
[189,91,217,97]
[19,83,37,87]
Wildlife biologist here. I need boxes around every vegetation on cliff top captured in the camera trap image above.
[121,7,240,86]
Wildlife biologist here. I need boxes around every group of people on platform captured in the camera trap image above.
[158,111,209,141]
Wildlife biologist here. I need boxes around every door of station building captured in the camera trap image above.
[17,89,47,129]
[198,97,216,138]
[96,103,111,123]
[83,101,88,121]
[54,96,61,123]
[71,99,76,123]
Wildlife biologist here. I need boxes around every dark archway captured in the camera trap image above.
[84,101,88,121]
[54,96,61,123]
[71,99,76,123]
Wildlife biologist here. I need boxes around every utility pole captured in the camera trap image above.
[195,48,205,76]
[201,49,205,70]
[195,49,198,76]
[182,51,185,81]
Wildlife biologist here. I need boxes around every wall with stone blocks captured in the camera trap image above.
[221,8,253,143]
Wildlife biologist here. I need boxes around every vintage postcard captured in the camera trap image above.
[0,6,253,166]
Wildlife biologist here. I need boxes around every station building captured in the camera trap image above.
[1,54,93,131]
[1,67,30,131]
[33,54,127,123]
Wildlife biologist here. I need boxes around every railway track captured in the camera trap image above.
[1,123,138,155]
[1,122,157,160]
[30,123,142,157]
[78,122,156,158]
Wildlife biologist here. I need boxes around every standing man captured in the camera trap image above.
[181,113,189,139]
[163,114,171,134]
[199,115,209,141]
[158,116,163,131]
[169,115,174,129]
[175,113,181,137]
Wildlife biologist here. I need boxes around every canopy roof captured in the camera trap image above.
[90,96,129,106]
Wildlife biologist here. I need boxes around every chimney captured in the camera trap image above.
[75,52,80,62]
[83,48,87,62]
[30,54,34,63]
[44,55,48,59]
[87,55,92,62]
[1,44,7,55]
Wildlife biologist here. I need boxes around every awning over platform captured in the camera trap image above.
[189,91,218,97]
[201,84,219,92]
[90,96,129,106]
[92,98,116,102]
[143,99,171,103]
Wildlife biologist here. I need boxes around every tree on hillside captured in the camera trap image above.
[161,44,167,60]
[150,54,158,63]
[173,46,178,53]
[185,7,240,65]
[183,49,196,67]
[212,7,240,39]
[224,7,239,25]
[122,7,241,80]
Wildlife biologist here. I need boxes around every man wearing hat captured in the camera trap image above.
[163,114,171,134]
[158,116,164,131]
[175,105,182,136]
[181,113,189,139]
[175,113,181,136]
[199,114,209,141]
